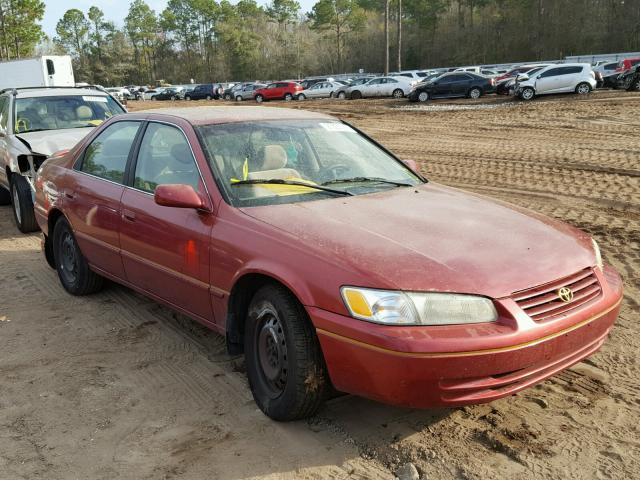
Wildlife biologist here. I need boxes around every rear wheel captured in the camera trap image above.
[206,95,212,100]
[53,217,103,295]
[392,88,404,98]
[224,93,232,100]
[284,93,293,101]
[185,95,192,101]
[576,82,591,95]
[520,87,535,101]
[297,93,306,101]
[245,284,328,421]
[255,94,264,103]
[235,95,243,101]
[418,91,429,102]
[469,87,482,99]
[10,175,38,233]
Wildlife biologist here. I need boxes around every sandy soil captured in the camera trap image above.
[1,91,639,479]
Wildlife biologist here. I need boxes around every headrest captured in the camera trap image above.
[262,145,287,171]
[171,143,193,165]
[76,105,93,120]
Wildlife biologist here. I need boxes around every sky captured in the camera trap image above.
[42,0,316,37]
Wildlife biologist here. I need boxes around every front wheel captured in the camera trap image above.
[255,94,264,103]
[10,175,38,233]
[418,91,429,102]
[53,217,103,295]
[205,95,212,100]
[297,93,306,101]
[224,94,231,100]
[350,90,362,100]
[185,96,192,101]
[576,82,591,95]
[469,87,482,99]
[337,91,346,99]
[520,87,535,101]
[392,88,404,98]
[235,95,243,102]
[245,284,328,421]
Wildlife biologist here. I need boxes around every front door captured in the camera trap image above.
[64,120,142,278]
[119,121,214,322]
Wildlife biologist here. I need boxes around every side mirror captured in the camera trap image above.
[402,159,419,172]
[516,74,529,82]
[154,184,206,210]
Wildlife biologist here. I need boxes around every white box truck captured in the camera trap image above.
[0,55,75,91]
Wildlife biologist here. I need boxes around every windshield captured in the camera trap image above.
[197,120,423,207]
[15,95,124,134]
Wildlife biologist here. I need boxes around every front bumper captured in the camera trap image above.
[310,266,622,408]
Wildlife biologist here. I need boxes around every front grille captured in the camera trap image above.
[512,268,602,322]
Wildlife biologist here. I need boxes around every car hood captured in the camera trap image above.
[15,128,93,156]
[241,183,596,299]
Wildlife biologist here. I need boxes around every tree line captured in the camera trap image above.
[1,0,639,86]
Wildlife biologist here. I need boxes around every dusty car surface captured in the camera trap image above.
[33,106,623,421]
[0,86,125,232]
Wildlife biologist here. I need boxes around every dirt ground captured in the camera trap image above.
[1,91,639,480]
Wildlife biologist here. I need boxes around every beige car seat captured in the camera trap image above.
[247,144,301,180]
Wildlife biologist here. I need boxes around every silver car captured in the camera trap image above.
[234,83,266,101]
[0,87,125,232]
[344,76,415,99]
[297,81,347,100]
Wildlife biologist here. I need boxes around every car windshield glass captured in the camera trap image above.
[197,119,424,207]
[14,95,124,134]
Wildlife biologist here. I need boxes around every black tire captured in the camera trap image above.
[10,175,38,233]
[337,91,346,99]
[576,82,591,95]
[468,87,482,99]
[235,95,243,102]
[255,94,264,103]
[224,94,231,100]
[417,91,429,102]
[297,93,306,101]
[245,284,328,421]
[53,217,103,295]
[351,90,362,100]
[151,96,157,100]
[392,88,404,98]
[284,93,293,101]
[206,95,212,100]
[185,95,192,101]
[0,185,10,205]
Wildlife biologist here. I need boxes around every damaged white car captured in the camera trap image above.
[0,87,125,232]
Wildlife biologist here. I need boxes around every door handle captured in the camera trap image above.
[65,191,75,200]
[122,210,136,222]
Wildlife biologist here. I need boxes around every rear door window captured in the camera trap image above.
[79,121,140,183]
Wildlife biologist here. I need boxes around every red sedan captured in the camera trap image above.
[34,106,623,421]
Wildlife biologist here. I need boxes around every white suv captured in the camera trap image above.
[0,87,125,232]
[514,63,597,101]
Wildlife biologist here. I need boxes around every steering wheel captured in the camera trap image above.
[326,163,350,180]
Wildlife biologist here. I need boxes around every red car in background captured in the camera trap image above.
[615,57,640,73]
[34,106,623,421]
[253,82,302,102]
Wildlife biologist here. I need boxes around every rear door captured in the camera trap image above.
[119,120,214,322]
[65,120,142,278]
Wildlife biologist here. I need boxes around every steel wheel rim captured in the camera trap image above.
[418,92,428,102]
[256,309,288,397]
[59,231,78,284]
[12,184,21,222]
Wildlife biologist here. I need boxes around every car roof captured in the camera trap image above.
[13,88,110,98]
[135,106,334,125]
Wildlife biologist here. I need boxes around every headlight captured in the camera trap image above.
[341,287,498,326]
[592,238,603,272]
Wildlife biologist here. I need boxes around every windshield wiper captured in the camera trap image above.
[322,177,414,187]
[231,178,354,196]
